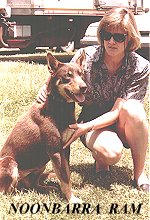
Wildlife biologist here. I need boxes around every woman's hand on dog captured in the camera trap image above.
[63,98,125,148]
[63,122,93,148]
[36,84,47,103]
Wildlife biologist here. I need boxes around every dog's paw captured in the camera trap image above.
[68,194,83,204]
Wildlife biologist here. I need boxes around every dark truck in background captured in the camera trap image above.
[0,0,149,53]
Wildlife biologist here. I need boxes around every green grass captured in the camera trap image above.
[0,60,149,220]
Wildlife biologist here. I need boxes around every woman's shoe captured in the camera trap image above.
[132,179,150,192]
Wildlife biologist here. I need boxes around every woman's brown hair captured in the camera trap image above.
[97,7,141,51]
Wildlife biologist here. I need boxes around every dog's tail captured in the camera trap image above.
[0,156,18,193]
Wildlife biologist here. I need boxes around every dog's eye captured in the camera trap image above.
[61,77,70,84]
[67,71,73,77]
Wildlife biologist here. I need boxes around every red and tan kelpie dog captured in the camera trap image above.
[0,51,87,203]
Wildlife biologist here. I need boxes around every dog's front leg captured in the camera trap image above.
[51,151,71,200]
[51,151,81,203]
[63,145,70,164]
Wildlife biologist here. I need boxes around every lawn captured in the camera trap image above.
[0,59,149,220]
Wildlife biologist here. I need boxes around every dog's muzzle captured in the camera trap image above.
[65,85,87,103]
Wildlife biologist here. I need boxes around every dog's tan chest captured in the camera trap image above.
[61,128,74,144]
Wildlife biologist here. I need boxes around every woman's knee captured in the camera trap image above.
[99,146,122,165]
[91,131,123,165]
[120,99,147,125]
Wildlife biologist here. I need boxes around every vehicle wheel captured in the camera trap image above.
[61,41,74,53]
[20,44,36,54]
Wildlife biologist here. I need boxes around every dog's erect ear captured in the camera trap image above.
[75,50,86,69]
[47,52,62,76]
[46,53,63,96]
[45,76,51,95]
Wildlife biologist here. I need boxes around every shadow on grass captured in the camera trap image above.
[70,163,133,190]
[17,180,64,199]
[13,163,132,198]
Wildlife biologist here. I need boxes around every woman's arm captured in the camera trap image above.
[63,98,125,148]
[91,97,125,130]
[36,84,47,103]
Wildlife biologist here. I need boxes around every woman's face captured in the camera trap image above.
[103,27,128,58]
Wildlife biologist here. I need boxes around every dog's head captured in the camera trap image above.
[46,51,87,103]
